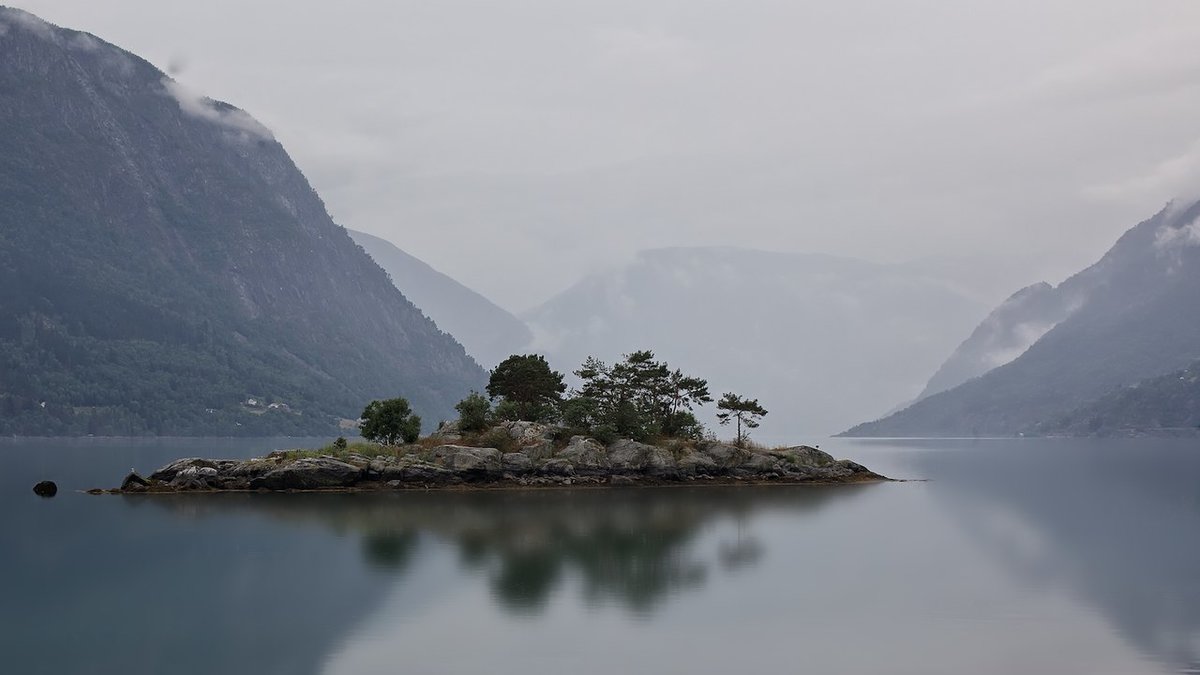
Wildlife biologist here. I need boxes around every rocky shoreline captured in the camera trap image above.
[94,422,887,494]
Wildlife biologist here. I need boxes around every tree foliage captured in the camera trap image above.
[715,393,768,447]
[455,391,492,432]
[360,397,422,445]
[571,350,711,441]
[487,354,566,422]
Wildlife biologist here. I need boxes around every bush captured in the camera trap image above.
[333,436,348,451]
[455,391,491,432]
[360,397,422,445]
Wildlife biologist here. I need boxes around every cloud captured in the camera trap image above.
[68,32,101,51]
[593,27,700,79]
[1083,138,1200,206]
[161,78,274,141]
[0,21,8,37]
[1154,215,1200,251]
[3,7,56,40]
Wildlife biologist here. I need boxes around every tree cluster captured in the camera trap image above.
[466,350,768,446]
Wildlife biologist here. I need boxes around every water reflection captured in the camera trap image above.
[148,485,870,616]
[903,439,1200,674]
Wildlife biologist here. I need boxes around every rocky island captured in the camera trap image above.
[96,420,886,494]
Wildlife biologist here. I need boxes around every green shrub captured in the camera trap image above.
[360,397,421,445]
[455,391,491,432]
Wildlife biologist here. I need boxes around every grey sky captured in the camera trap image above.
[17,0,1200,311]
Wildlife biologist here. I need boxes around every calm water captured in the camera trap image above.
[2,436,1199,674]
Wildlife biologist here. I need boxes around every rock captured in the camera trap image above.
[698,443,749,467]
[501,420,554,445]
[429,420,463,442]
[608,440,678,476]
[539,458,575,476]
[523,439,556,461]
[149,457,219,482]
[33,480,57,497]
[225,459,276,480]
[250,457,362,490]
[502,452,533,473]
[557,436,609,472]
[120,472,149,491]
[775,445,836,467]
[609,475,638,486]
[170,466,221,490]
[675,447,718,476]
[429,445,502,474]
[742,453,783,474]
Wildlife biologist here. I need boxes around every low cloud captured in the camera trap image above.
[161,78,274,141]
[1084,138,1200,206]
[68,32,100,51]
[1154,215,1200,251]
[4,7,56,40]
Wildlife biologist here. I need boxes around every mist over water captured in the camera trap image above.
[4,437,1198,674]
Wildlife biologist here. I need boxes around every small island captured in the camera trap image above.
[97,351,887,493]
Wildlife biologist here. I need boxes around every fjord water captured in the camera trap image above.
[2,438,1198,674]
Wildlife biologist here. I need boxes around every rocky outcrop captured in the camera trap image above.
[98,436,886,493]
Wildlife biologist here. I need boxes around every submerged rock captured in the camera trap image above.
[33,480,57,497]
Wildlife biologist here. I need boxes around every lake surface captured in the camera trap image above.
[2,436,1199,674]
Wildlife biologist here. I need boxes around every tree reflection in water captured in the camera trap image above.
[152,485,867,615]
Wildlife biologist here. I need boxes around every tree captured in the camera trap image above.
[360,397,421,445]
[715,393,768,447]
[487,354,566,422]
[455,391,491,432]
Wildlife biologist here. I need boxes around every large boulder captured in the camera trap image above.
[697,443,751,468]
[539,458,576,476]
[170,466,221,490]
[557,436,609,472]
[429,420,463,442]
[675,447,718,476]
[774,445,836,467]
[429,445,502,474]
[149,457,220,482]
[502,452,534,474]
[250,457,362,490]
[607,440,678,476]
[501,420,554,445]
[741,453,783,474]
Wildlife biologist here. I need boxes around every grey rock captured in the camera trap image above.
[675,447,718,476]
[150,457,219,482]
[539,458,576,476]
[502,420,554,445]
[557,436,609,472]
[743,453,783,473]
[523,439,556,461]
[250,458,362,490]
[609,475,639,486]
[608,440,678,475]
[170,466,221,490]
[502,452,533,473]
[429,420,463,442]
[698,443,749,467]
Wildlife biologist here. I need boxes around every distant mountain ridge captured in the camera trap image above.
[844,199,1200,437]
[0,8,485,435]
[349,230,532,368]
[523,246,988,438]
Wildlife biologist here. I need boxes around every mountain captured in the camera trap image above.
[844,199,1200,437]
[1035,361,1200,437]
[523,247,988,439]
[0,8,485,436]
[348,230,531,368]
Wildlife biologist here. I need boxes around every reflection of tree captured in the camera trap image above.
[362,531,418,572]
[151,485,869,616]
[910,440,1200,673]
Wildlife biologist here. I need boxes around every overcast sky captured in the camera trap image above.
[16,0,1200,311]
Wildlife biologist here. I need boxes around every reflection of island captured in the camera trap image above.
[151,485,871,615]
[909,439,1200,673]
